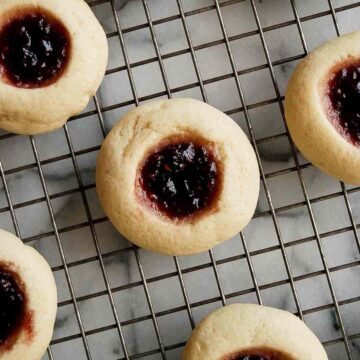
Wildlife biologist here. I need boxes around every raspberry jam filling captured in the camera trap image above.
[326,61,360,146]
[229,356,279,360]
[233,357,269,360]
[139,140,220,219]
[224,348,293,360]
[0,8,71,88]
[0,263,32,351]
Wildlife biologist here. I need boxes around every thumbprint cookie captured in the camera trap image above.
[285,31,360,184]
[182,304,328,360]
[0,0,108,135]
[0,229,57,360]
[96,99,259,256]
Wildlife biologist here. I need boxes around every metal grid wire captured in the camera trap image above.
[1,0,360,359]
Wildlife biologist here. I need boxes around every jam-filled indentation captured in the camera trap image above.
[224,347,294,360]
[326,61,360,146]
[0,264,25,348]
[139,139,221,219]
[0,262,32,352]
[232,357,268,360]
[0,7,71,88]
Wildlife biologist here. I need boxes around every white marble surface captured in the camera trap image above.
[1,0,360,359]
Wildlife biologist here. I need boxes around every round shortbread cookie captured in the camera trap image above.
[0,0,108,135]
[96,98,260,255]
[0,229,57,360]
[285,31,360,184]
[182,304,328,360]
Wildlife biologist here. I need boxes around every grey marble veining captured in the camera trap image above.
[1,0,360,359]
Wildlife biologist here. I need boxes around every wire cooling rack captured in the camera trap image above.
[1,0,360,359]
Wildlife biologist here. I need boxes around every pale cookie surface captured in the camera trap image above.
[285,31,360,185]
[182,304,328,360]
[0,229,57,360]
[0,0,108,135]
[96,99,260,256]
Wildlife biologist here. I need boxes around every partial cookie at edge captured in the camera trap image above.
[0,229,57,360]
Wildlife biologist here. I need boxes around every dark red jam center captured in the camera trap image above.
[140,141,219,219]
[0,266,24,346]
[224,348,293,360]
[327,62,360,146]
[231,357,275,360]
[233,357,267,360]
[0,9,70,88]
